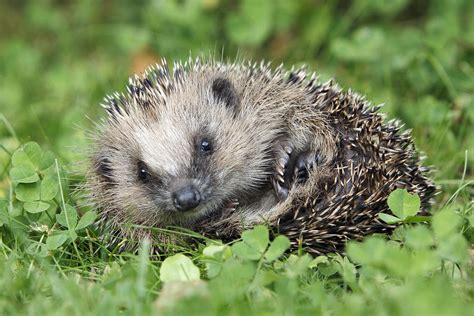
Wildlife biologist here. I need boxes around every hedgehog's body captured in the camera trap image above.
[88,58,435,255]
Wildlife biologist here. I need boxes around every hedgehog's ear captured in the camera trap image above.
[95,154,114,184]
[211,77,239,109]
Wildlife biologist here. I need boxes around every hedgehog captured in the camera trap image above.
[87,57,435,255]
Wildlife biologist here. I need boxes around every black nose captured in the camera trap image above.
[172,185,201,212]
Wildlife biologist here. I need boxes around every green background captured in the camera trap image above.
[0,1,473,315]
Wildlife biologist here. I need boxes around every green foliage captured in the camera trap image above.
[379,188,430,224]
[387,188,421,218]
[1,142,97,255]
[160,254,201,283]
[0,1,473,315]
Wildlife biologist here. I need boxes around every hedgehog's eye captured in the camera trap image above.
[137,161,151,183]
[200,138,212,153]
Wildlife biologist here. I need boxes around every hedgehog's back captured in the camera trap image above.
[275,82,436,255]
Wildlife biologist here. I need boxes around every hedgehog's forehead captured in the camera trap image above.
[128,101,243,173]
[132,117,195,176]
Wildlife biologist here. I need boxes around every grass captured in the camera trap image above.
[0,1,473,315]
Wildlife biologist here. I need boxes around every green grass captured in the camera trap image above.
[0,1,473,315]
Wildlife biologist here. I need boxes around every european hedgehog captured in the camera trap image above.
[87,58,435,255]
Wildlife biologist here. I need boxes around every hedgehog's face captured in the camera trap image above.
[92,74,276,228]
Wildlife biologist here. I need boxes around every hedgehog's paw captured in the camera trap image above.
[293,150,322,184]
[272,177,289,202]
[272,140,294,201]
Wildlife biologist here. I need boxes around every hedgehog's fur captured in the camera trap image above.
[87,57,435,255]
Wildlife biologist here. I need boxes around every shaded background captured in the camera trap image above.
[0,0,473,196]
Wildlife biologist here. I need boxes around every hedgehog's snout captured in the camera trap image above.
[172,185,201,212]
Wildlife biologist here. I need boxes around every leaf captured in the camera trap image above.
[204,259,223,279]
[403,215,431,223]
[68,230,78,241]
[160,254,200,283]
[40,175,59,201]
[56,204,78,229]
[432,208,461,239]
[378,213,401,224]
[75,211,98,230]
[232,241,261,261]
[208,257,256,301]
[46,232,68,250]
[0,201,8,226]
[436,233,469,264]
[346,237,387,266]
[22,142,44,166]
[241,225,269,254]
[404,225,434,250]
[45,200,58,216]
[436,234,469,264]
[23,201,50,214]
[8,201,23,217]
[203,244,229,258]
[39,151,56,171]
[10,143,56,189]
[26,241,48,257]
[15,182,41,201]
[264,235,290,262]
[231,226,270,261]
[468,214,474,230]
[254,269,279,287]
[387,189,421,220]
[335,256,357,286]
[202,244,232,279]
[9,167,39,183]
[284,254,313,278]
[11,142,41,169]
[308,256,329,269]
